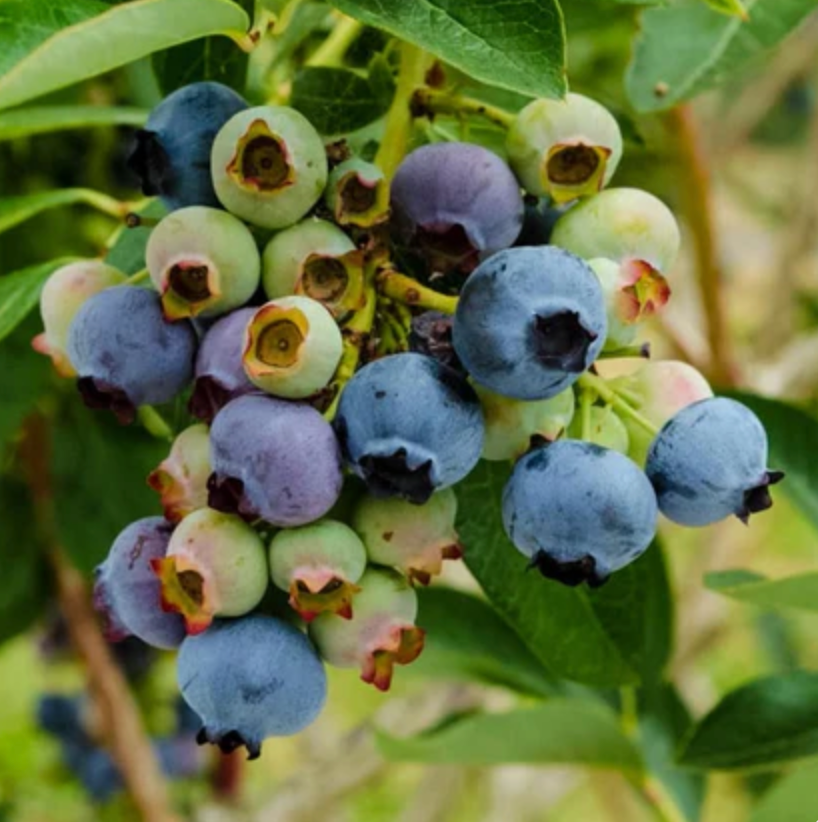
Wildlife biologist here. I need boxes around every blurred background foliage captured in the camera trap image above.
[3,0,818,820]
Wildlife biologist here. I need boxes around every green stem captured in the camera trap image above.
[412,87,516,130]
[138,406,173,441]
[306,15,364,67]
[580,388,593,442]
[375,42,429,180]
[578,372,658,437]
[597,343,651,361]
[376,269,458,315]
[125,268,150,285]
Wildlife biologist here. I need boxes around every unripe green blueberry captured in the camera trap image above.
[507,93,623,203]
[147,424,212,523]
[242,296,343,399]
[551,189,680,305]
[33,260,126,376]
[351,488,462,585]
[309,567,424,691]
[269,519,367,621]
[261,219,365,319]
[146,206,261,321]
[617,360,714,465]
[473,382,575,461]
[152,508,268,635]
[211,106,328,229]
[567,405,630,454]
[324,158,390,228]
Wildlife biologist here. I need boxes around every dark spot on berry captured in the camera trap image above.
[382,531,394,542]
[375,390,386,399]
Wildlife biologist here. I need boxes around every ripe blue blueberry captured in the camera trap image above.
[453,246,607,400]
[645,397,784,526]
[94,517,186,650]
[127,81,247,211]
[209,394,343,526]
[67,285,196,423]
[391,142,524,274]
[189,307,258,423]
[334,353,484,504]
[177,615,327,759]
[502,440,658,586]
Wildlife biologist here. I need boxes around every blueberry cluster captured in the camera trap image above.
[34,82,783,759]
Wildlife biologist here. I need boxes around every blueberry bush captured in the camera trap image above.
[2,0,818,820]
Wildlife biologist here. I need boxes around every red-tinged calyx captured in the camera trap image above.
[77,376,136,425]
[161,259,220,320]
[543,141,612,204]
[227,118,295,193]
[151,557,214,635]
[288,569,361,621]
[405,542,464,587]
[296,249,366,319]
[616,259,671,323]
[32,332,76,377]
[360,625,426,691]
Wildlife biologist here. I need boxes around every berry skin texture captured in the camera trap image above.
[127,81,247,211]
[269,519,367,621]
[147,424,212,523]
[502,440,658,587]
[325,158,390,228]
[178,615,327,759]
[152,507,268,635]
[645,397,784,527]
[474,383,575,461]
[208,394,343,526]
[188,307,258,424]
[453,246,608,401]
[242,296,343,399]
[261,218,365,319]
[211,105,328,229]
[33,260,126,377]
[146,206,261,321]
[507,93,623,203]
[391,142,524,274]
[352,488,463,585]
[67,285,196,424]
[309,567,424,691]
[334,353,485,504]
[93,517,185,650]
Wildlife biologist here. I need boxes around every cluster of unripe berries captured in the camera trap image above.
[34,81,783,759]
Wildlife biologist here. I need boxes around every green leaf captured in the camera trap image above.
[702,0,748,17]
[52,397,167,574]
[679,671,818,771]
[152,0,255,93]
[706,569,818,615]
[412,586,555,697]
[626,0,816,112]
[0,316,53,453]
[727,393,818,530]
[378,700,643,771]
[750,760,818,822]
[0,0,251,111]
[0,189,124,235]
[588,541,673,685]
[0,476,49,646]
[104,200,166,274]
[290,67,393,136]
[0,106,148,141]
[457,460,637,687]
[0,258,73,343]
[327,0,566,100]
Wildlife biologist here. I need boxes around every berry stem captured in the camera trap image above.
[579,372,659,437]
[138,405,174,441]
[375,42,430,180]
[306,15,364,67]
[597,343,651,360]
[125,267,150,285]
[376,268,458,315]
[77,189,136,220]
[412,87,516,130]
[579,388,593,443]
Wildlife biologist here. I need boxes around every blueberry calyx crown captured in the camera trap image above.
[168,263,212,303]
[546,144,603,186]
[126,129,171,197]
[339,173,378,214]
[738,470,786,524]
[527,549,609,588]
[196,727,261,760]
[207,473,256,522]
[415,223,479,275]
[228,119,295,193]
[358,448,435,505]
[188,377,233,424]
[77,376,136,425]
[533,310,596,373]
